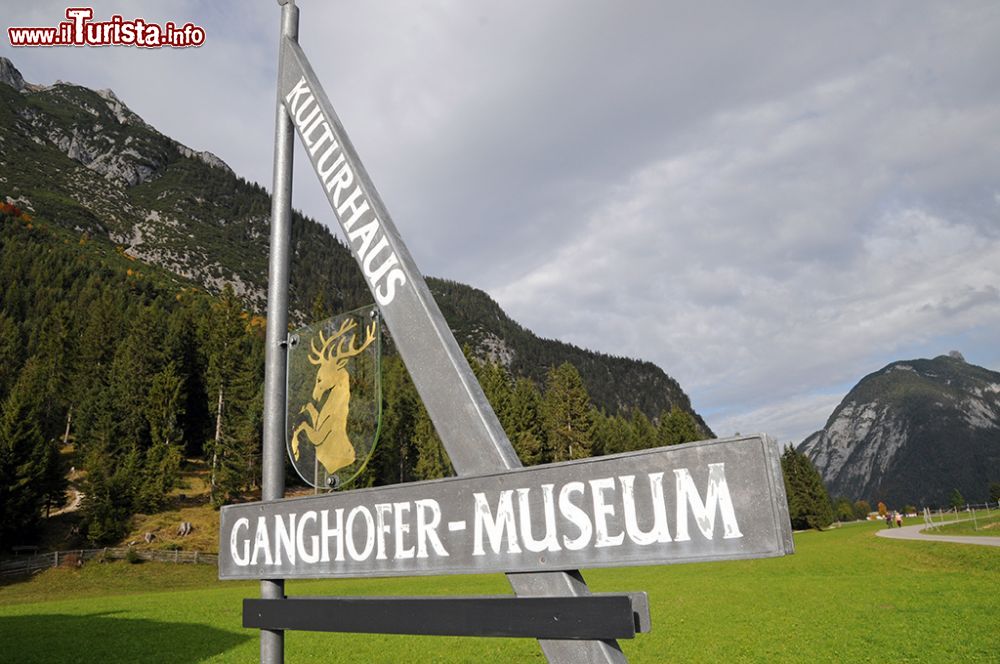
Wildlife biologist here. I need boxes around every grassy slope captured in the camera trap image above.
[0,521,997,663]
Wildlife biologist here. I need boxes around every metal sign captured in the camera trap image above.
[286,306,381,490]
[249,3,794,662]
[220,435,793,580]
[273,33,630,662]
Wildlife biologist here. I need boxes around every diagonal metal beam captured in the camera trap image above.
[277,34,627,664]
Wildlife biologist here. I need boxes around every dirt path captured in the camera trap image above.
[50,487,83,517]
[875,519,1000,547]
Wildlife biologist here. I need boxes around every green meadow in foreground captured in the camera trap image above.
[0,521,996,663]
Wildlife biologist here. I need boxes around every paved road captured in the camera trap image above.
[875,519,1000,547]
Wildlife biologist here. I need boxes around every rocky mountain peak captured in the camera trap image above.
[800,355,1000,506]
[0,57,26,91]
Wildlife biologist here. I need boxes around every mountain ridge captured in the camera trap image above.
[0,57,710,430]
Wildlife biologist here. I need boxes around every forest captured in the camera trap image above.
[0,206,703,549]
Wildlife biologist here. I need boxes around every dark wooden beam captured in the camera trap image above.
[243,593,649,640]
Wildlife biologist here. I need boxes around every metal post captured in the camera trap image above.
[261,2,299,663]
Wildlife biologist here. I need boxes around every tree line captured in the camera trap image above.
[0,214,704,549]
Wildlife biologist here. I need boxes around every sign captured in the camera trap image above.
[286,306,381,489]
[220,435,792,580]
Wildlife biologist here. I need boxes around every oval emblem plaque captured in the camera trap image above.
[286,305,381,489]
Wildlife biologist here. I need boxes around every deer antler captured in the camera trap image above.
[308,318,358,365]
[332,320,377,366]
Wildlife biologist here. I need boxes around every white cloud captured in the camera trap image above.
[3,1,1000,444]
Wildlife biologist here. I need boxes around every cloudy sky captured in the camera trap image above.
[4,1,999,444]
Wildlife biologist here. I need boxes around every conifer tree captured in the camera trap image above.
[0,312,21,398]
[412,403,452,480]
[473,359,514,433]
[508,377,544,465]
[631,409,657,450]
[781,445,833,530]
[0,360,51,546]
[374,356,419,485]
[204,285,248,504]
[541,363,593,462]
[657,405,701,446]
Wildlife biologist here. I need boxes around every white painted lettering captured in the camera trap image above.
[296,511,320,564]
[336,185,369,231]
[393,502,415,560]
[590,477,625,548]
[320,508,345,563]
[328,163,354,204]
[415,499,448,558]
[308,123,336,157]
[674,463,744,541]
[473,490,521,556]
[362,239,400,284]
[294,96,319,131]
[620,473,671,545]
[284,77,310,113]
[375,269,407,306]
[347,219,379,256]
[317,148,345,186]
[250,516,273,566]
[274,513,297,565]
[558,481,593,550]
[346,505,376,561]
[374,503,393,561]
[517,484,561,553]
[230,517,250,566]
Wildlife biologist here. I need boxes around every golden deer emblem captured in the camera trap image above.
[291,317,377,474]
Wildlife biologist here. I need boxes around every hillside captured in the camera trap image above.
[0,57,708,429]
[800,354,1000,506]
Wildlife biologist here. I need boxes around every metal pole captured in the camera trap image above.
[261,2,299,663]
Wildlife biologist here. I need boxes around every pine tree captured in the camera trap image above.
[508,377,544,465]
[0,312,22,401]
[473,359,514,433]
[81,442,138,544]
[204,285,248,505]
[781,445,833,530]
[136,361,186,511]
[657,405,701,446]
[214,339,264,502]
[631,409,657,450]
[374,356,419,485]
[0,361,49,547]
[541,363,593,462]
[412,403,452,480]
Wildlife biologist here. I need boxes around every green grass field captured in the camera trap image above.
[1,521,996,663]
[921,511,1000,537]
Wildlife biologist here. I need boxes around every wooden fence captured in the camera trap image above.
[0,547,218,577]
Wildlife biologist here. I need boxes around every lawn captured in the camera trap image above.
[0,521,996,663]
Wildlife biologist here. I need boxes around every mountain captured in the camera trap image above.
[799,353,1000,506]
[0,58,710,431]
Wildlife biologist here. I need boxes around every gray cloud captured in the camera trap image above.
[4,1,999,443]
